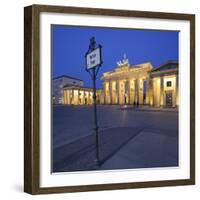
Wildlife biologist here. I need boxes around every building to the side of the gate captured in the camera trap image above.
[149,61,178,107]
[52,75,84,104]
[62,85,101,105]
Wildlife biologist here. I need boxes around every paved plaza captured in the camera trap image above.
[53,105,178,172]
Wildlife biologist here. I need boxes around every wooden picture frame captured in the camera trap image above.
[24,4,195,194]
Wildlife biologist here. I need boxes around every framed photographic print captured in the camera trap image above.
[24,4,195,194]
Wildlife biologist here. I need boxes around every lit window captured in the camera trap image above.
[166,81,172,87]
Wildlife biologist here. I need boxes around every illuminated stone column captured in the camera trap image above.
[149,79,153,106]
[67,90,70,104]
[111,81,116,104]
[116,81,119,104]
[153,78,161,107]
[146,78,150,105]
[72,89,74,104]
[100,89,104,104]
[87,91,90,104]
[105,82,110,104]
[70,90,72,104]
[77,90,80,105]
[160,77,164,107]
[127,80,130,104]
[109,81,112,104]
[129,79,135,104]
[90,91,93,104]
[124,80,127,104]
[118,81,122,104]
[88,91,91,104]
[81,90,83,105]
[65,90,70,105]
[138,79,143,104]
[130,79,135,104]
[74,89,79,105]
[152,78,158,107]
[63,90,66,104]
[103,83,106,104]
[172,79,176,108]
[122,81,126,104]
[104,83,106,104]
[118,81,121,104]
[80,90,83,105]
[134,79,138,104]
[69,90,71,104]
[104,82,107,104]
[78,89,80,105]
[83,91,85,104]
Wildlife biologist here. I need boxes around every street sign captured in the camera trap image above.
[86,47,101,70]
[85,37,102,167]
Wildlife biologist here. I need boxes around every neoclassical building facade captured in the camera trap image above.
[52,75,84,104]
[149,61,178,107]
[62,56,178,107]
[62,85,101,105]
[100,56,152,105]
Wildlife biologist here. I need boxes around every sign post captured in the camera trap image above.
[85,37,102,167]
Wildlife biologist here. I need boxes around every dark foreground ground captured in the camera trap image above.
[52,105,178,172]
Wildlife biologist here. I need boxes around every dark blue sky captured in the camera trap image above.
[52,25,178,88]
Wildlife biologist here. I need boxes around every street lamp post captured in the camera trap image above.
[85,37,102,167]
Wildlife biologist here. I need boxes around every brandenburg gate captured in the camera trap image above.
[101,55,152,105]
